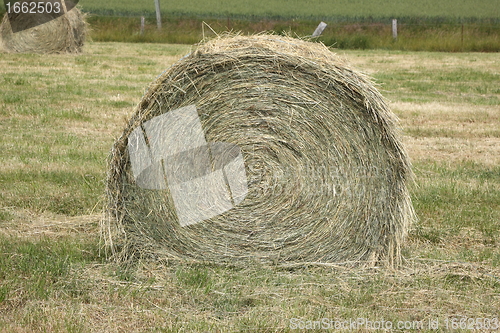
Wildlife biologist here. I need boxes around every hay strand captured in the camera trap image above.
[104,34,416,267]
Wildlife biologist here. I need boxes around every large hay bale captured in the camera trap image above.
[105,34,416,267]
[0,1,86,54]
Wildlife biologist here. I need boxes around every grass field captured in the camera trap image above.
[84,16,500,52]
[0,42,499,332]
[73,0,500,20]
[2,0,499,19]
[79,0,500,53]
[78,0,500,52]
[1,0,499,20]
[1,1,499,51]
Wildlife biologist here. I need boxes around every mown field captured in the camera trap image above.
[0,42,499,332]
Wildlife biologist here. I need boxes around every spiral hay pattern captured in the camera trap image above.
[104,34,416,267]
[0,2,87,54]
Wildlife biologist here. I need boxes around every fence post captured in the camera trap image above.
[140,16,145,35]
[461,24,464,50]
[154,0,162,30]
[392,19,397,40]
[312,22,328,37]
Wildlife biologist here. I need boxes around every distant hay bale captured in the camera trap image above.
[104,34,416,267]
[0,1,87,54]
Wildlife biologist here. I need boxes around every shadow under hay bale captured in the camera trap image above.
[104,34,416,267]
[0,1,87,54]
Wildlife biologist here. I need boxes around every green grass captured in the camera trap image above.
[0,44,499,331]
[85,15,500,52]
[1,2,499,51]
[376,65,500,104]
[412,161,500,244]
[0,0,500,21]
[0,236,99,302]
[74,0,500,20]
[0,44,190,216]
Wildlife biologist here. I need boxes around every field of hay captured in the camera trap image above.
[0,42,499,332]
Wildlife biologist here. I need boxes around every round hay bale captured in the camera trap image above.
[0,1,87,54]
[105,34,416,267]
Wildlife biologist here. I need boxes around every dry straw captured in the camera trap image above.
[104,34,416,267]
[0,1,87,54]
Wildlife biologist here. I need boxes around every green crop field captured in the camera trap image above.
[0,42,499,331]
[0,0,499,51]
[78,0,500,20]
[1,0,500,20]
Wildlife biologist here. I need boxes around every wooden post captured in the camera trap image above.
[312,22,328,37]
[154,0,162,30]
[392,19,397,40]
[461,24,464,50]
[140,16,145,35]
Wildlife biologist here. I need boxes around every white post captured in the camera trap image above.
[392,19,397,39]
[312,22,328,37]
[140,16,145,35]
[154,0,162,30]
